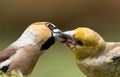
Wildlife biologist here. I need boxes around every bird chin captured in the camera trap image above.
[65,39,75,49]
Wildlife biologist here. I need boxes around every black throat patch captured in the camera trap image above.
[40,37,55,50]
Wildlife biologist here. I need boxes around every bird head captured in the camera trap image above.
[12,22,63,50]
[61,27,105,60]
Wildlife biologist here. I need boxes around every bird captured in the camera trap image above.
[0,22,62,76]
[58,27,120,77]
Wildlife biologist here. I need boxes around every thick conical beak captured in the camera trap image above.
[52,29,66,42]
[62,30,76,49]
[62,30,75,41]
[53,29,76,49]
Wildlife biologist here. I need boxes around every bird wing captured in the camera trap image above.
[0,48,17,62]
[105,42,120,62]
[112,54,120,61]
[0,47,17,72]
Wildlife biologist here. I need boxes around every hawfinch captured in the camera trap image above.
[0,22,62,76]
[59,27,120,77]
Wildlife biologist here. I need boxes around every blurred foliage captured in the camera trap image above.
[0,71,24,77]
[0,71,7,77]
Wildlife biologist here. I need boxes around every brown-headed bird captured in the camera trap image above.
[59,27,120,77]
[0,22,62,76]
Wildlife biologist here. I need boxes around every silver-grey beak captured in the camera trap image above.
[53,29,66,42]
[62,30,76,49]
[53,29,76,49]
[62,30,75,41]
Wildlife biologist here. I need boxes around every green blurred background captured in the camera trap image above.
[0,0,120,77]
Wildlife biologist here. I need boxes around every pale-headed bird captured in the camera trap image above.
[58,27,120,77]
[0,22,62,76]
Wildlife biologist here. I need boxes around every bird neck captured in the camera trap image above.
[11,27,39,48]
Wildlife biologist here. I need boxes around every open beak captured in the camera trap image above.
[62,30,76,49]
[53,29,76,49]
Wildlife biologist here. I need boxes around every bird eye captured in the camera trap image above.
[47,24,50,27]
[46,23,57,30]
[46,24,52,28]
[77,40,84,46]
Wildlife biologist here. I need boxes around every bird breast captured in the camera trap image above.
[77,58,120,77]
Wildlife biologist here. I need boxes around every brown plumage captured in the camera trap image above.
[0,22,62,76]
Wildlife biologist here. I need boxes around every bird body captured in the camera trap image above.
[0,22,62,76]
[76,42,120,77]
[0,45,42,75]
[60,27,120,77]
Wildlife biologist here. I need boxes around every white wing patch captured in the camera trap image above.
[0,59,11,69]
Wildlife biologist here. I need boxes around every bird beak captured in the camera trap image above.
[52,28,66,42]
[53,29,76,49]
[62,30,76,49]
[62,30,75,41]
